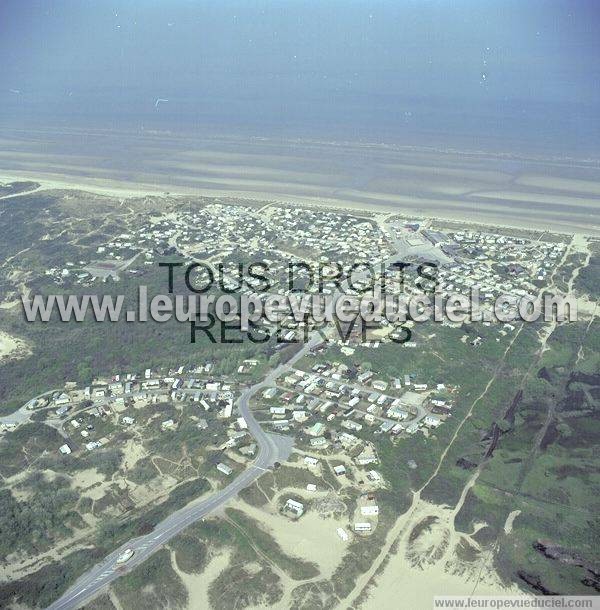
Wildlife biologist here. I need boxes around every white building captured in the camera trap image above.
[337,527,349,542]
[285,498,305,516]
[216,462,233,476]
[424,415,442,427]
[161,419,175,430]
[387,406,408,420]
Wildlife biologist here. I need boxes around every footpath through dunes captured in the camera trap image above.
[347,234,597,610]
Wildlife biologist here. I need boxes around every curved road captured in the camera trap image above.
[46,336,320,610]
[47,218,411,609]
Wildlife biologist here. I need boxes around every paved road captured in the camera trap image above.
[45,219,426,608]
[46,336,319,610]
[0,390,57,426]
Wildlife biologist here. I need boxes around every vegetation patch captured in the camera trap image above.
[113,548,188,609]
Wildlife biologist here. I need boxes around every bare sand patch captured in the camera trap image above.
[379,162,512,184]
[229,498,347,579]
[169,548,232,610]
[151,159,343,186]
[2,125,600,236]
[504,509,521,535]
[70,468,108,500]
[372,326,393,339]
[362,558,520,609]
[0,331,30,363]
[473,189,600,209]
[129,474,179,505]
[120,438,148,471]
[358,500,523,609]
[517,174,600,196]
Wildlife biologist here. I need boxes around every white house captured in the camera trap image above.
[285,499,304,516]
[161,419,175,430]
[216,462,233,476]
[424,415,442,427]
[387,406,408,420]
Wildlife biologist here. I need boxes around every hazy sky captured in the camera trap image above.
[1,1,600,151]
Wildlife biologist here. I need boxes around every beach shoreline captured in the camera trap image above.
[1,172,596,239]
[0,125,599,237]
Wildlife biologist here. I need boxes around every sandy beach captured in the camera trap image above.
[1,127,599,236]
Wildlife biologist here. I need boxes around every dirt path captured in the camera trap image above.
[346,235,586,609]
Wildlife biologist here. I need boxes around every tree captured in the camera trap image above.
[497,419,512,433]
[556,423,572,438]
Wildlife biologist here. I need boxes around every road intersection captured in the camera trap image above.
[46,335,319,609]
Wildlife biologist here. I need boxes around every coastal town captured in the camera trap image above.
[1,198,576,549]
[1,2,599,607]
[1,344,454,541]
[33,199,570,350]
[1,186,595,610]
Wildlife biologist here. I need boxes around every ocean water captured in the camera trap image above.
[1,0,599,157]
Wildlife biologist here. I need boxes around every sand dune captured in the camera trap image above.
[0,331,27,362]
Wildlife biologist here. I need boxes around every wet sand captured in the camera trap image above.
[0,127,599,235]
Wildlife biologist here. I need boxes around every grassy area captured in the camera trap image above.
[0,548,99,609]
[576,249,600,298]
[82,594,117,610]
[0,474,80,557]
[238,480,272,507]
[454,319,600,595]
[113,549,188,609]
[272,464,322,490]
[290,580,337,610]
[0,423,64,478]
[169,533,209,575]
[208,562,282,609]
